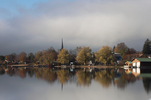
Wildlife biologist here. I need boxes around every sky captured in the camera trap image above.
[0,0,151,55]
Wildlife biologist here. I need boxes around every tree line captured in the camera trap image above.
[0,38,150,66]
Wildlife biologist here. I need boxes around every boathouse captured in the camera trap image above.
[132,58,151,67]
[125,61,132,67]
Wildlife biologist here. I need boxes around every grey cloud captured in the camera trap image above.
[0,0,151,54]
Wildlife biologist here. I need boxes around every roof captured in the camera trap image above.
[134,58,151,62]
[125,61,132,64]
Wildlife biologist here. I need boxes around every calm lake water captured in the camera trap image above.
[0,67,151,100]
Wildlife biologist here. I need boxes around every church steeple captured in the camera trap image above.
[61,38,63,50]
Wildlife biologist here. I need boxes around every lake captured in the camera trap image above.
[0,67,151,100]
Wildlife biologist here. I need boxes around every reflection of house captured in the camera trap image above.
[125,68,132,74]
[132,68,140,77]
[126,68,151,77]
[125,61,132,67]
[132,58,151,67]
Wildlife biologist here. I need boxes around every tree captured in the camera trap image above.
[114,42,128,58]
[0,56,5,65]
[27,53,35,63]
[127,48,136,54]
[34,47,58,64]
[34,51,42,63]
[0,56,5,61]
[57,48,69,65]
[19,52,27,63]
[6,53,18,61]
[142,38,151,54]
[68,49,77,62]
[95,46,115,65]
[46,47,58,63]
[76,47,92,65]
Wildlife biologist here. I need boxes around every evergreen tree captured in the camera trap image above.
[142,38,151,54]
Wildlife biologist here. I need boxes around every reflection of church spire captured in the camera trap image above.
[61,83,63,91]
[61,38,63,50]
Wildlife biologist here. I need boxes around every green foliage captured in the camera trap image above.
[57,49,69,65]
[95,46,115,65]
[142,38,151,54]
[76,47,92,65]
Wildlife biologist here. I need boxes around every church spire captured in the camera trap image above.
[61,38,63,50]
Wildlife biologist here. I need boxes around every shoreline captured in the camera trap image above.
[8,64,122,69]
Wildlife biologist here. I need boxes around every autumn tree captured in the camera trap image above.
[34,51,42,63]
[114,42,128,58]
[142,38,151,54]
[6,53,18,61]
[95,46,115,65]
[76,47,92,65]
[34,47,58,64]
[57,48,69,65]
[19,52,27,63]
[47,47,58,62]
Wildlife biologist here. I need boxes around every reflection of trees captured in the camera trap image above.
[143,78,151,94]
[114,73,127,89]
[114,72,137,89]
[28,68,34,77]
[57,69,69,90]
[34,68,57,83]
[76,70,92,86]
[57,69,69,84]
[19,68,27,79]
[0,68,5,75]
[95,69,114,88]
[5,68,16,77]
[68,71,76,83]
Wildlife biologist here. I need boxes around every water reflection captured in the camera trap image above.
[124,67,151,93]
[57,69,69,90]
[95,69,115,88]
[1,66,151,93]
[34,68,57,84]
[76,70,92,86]
[0,67,5,75]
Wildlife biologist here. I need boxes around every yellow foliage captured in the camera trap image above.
[57,49,69,64]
